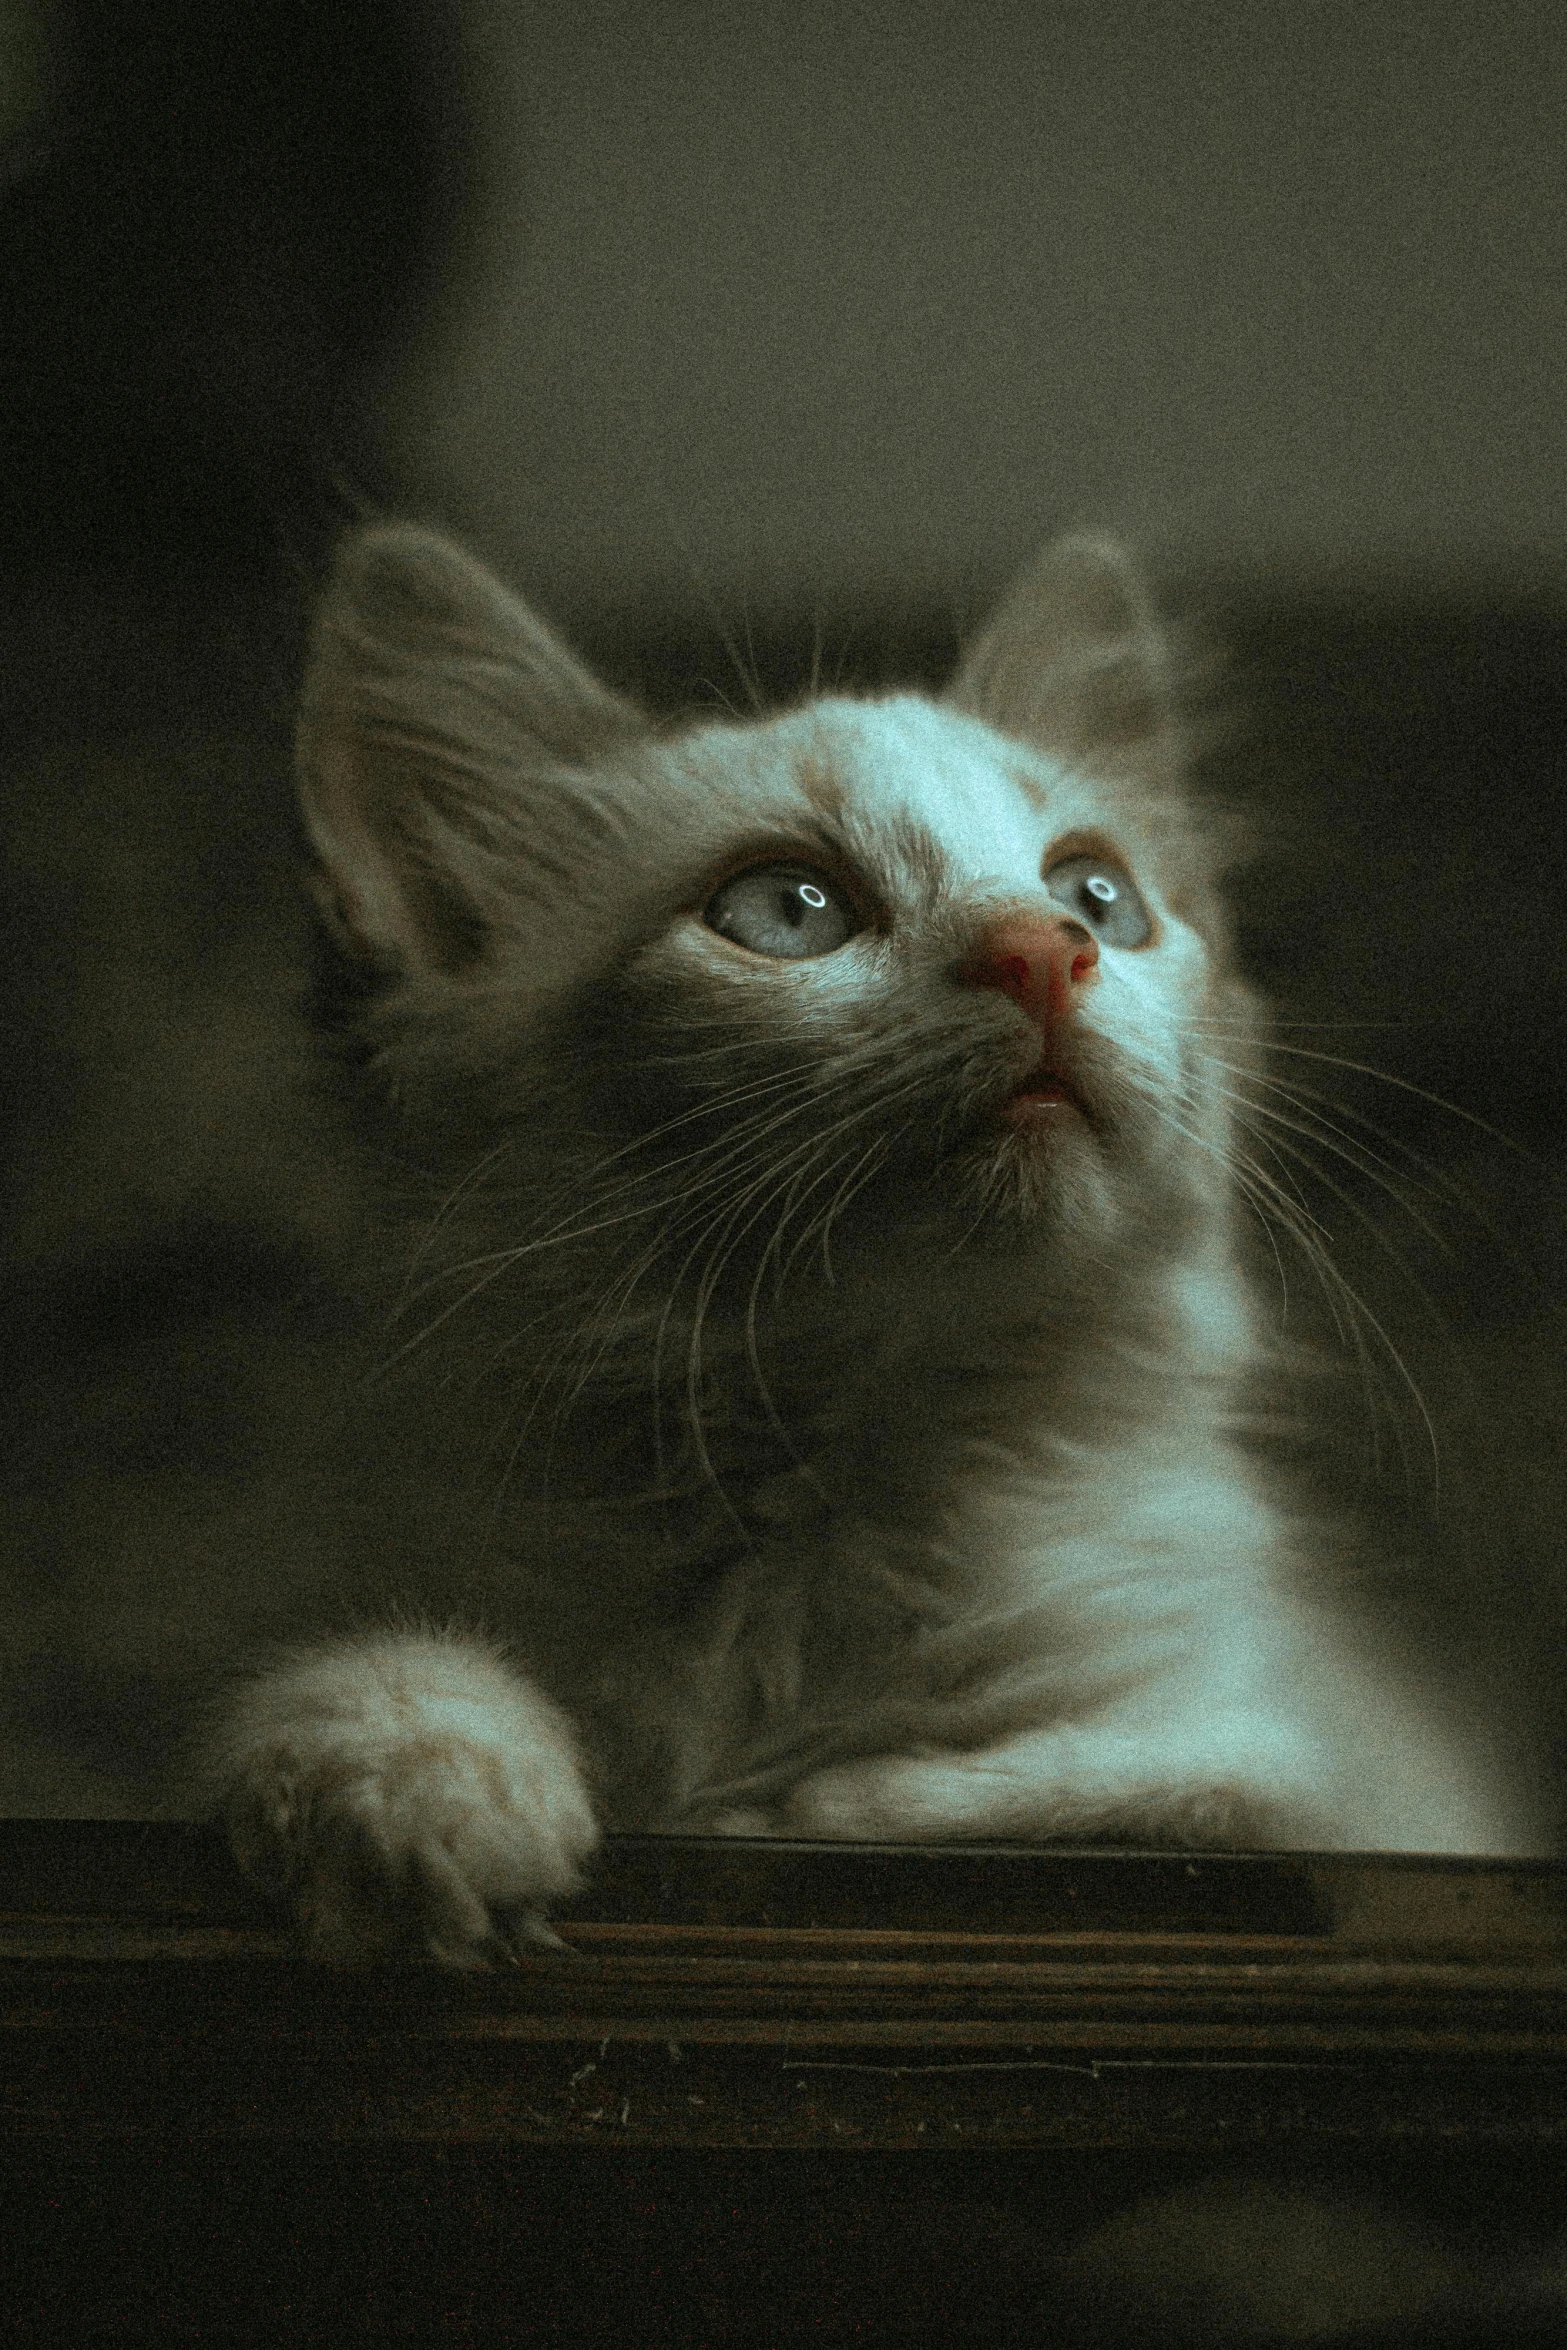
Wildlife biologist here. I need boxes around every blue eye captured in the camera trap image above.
[1043,854,1153,948]
[704,864,859,960]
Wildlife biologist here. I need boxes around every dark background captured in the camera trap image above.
[2,3,1566,2337]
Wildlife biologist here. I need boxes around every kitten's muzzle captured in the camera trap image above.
[960,912,1098,1121]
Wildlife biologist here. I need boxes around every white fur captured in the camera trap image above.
[201,524,1533,1962]
[215,1633,596,1964]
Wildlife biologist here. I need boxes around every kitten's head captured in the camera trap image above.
[297,525,1255,1336]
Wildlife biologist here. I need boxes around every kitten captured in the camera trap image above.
[205,522,1533,1964]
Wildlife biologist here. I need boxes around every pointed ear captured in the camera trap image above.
[947,534,1181,786]
[297,523,644,977]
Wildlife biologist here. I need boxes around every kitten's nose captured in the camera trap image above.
[961,913,1100,1034]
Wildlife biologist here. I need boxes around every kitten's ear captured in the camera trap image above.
[948,534,1180,785]
[297,523,643,976]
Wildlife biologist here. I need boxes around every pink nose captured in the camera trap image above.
[961,913,1100,1035]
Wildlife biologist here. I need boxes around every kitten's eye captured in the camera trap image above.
[703,863,860,960]
[1042,854,1153,948]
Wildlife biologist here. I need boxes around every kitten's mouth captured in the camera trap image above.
[1003,1067,1087,1122]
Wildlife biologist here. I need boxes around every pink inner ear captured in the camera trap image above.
[950,533,1175,780]
[300,740,415,968]
[296,525,651,981]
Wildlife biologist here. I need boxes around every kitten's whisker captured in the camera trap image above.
[1250,1041,1537,1164]
[381,1072,839,1365]
[1151,1075,1410,1464]
[1220,1089,1456,1263]
[641,1091,876,1482]
[1220,1149,1400,1464]
[811,1131,900,1287]
[462,1066,825,1233]
[485,1113,810,1492]
[1152,1079,1320,1285]
[776,1133,888,1289]
[1177,1074,1441,1495]
[736,1138,871,1478]
[658,519,768,716]
[531,1130,847,1453]
[749,1134,863,1314]
[650,1064,952,1500]
[680,1119,879,1468]
[1232,1153,1354,1352]
[1212,1060,1532,1272]
[1207,1066,1462,1258]
[1184,1018,1413,1034]
[399,1134,521,1296]
[1229,1108,1457,1353]
[452,1062,825,1222]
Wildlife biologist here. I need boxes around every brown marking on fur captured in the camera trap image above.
[1008,760,1058,818]
[882,811,954,910]
[796,752,849,823]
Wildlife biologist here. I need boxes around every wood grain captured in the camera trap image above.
[5,1822,1567,2148]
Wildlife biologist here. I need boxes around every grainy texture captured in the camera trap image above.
[5,1825,1567,2154]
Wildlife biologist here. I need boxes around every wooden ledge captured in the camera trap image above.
[4,1821,1567,2149]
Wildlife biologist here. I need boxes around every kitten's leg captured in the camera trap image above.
[209,1631,598,1965]
[759,1714,1344,1849]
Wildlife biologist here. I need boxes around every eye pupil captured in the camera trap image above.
[1042,852,1152,947]
[704,863,858,959]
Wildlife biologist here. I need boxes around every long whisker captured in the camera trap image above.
[374,1070,832,1372]
[1212,1078,1456,1261]
[397,1134,521,1297]
[729,1133,882,1483]
[488,1060,889,1491]
[439,1063,824,1237]
[1239,1040,1537,1164]
[663,1057,956,1501]
[811,1127,901,1288]
[521,1071,872,1435]
[1150,1070,1435,1488]
[676,1095,906,1491]
[777,1131,890,1289]
[1208,1058,1531,1270]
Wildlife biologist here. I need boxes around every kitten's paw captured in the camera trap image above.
[776,1755,967,1840]
[213,1633,598,1966]
[699,1805,778,1837]
[687,1760,981,1841]
[776,1722,1339,1847]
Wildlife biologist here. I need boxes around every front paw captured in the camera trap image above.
[693,1761,972,1842]
[773,1754,965,1840]
[771,1721,1339,1847]
[212,1632,598,1966]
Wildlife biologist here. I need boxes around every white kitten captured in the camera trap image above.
[204,522,1532,1962]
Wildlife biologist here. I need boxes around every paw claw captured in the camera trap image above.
[498,1908,584,1960]
[213,1637,599,1967]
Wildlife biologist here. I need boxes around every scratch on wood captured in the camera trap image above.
[780,2057,1363,2078]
